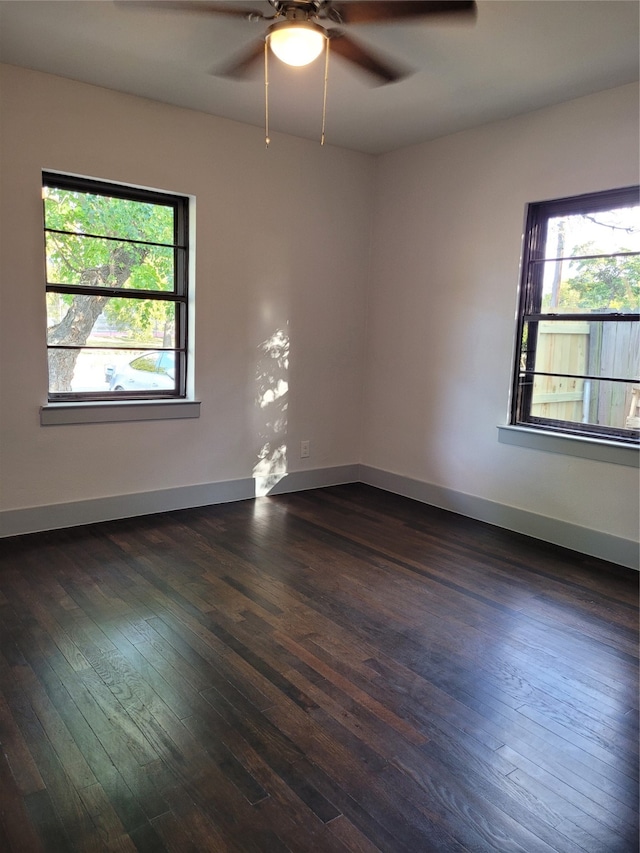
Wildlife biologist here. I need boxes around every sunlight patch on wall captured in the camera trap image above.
[253,327,289,497]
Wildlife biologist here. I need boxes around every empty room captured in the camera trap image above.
[0,1,638,851]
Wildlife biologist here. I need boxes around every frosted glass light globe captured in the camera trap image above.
[269,23,325,67]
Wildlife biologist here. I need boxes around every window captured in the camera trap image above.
[43,173,189,402]
[511,186,639,445]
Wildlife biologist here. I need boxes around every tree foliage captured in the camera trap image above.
[45,187,175,391]
[564,247,639,312]
[542,208,639,313]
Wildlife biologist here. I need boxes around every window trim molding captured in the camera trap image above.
[43,171,190,403]
[40,400,200,426]
[497,424,638,467]
[510,184,639,446]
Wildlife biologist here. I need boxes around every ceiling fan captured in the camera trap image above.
[122,1,477,145]
[126,1,477,84]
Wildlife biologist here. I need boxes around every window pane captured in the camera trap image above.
[514,187,639,442]
[530,377,640,433]
[523,320,640,381]
[43,174,188,403]
[539,253,639,313]
[544,207,640,259]
[45,233,175,291]
[107,350,176,393]
[43,188,175,245]
[48,348,177,395]
[46,295,176,349]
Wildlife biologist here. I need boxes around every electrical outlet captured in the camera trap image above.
[300,440,310,458]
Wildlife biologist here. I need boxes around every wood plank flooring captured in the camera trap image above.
[0,483,637,852]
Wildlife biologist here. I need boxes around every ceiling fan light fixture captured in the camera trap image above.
[268,20,326,67]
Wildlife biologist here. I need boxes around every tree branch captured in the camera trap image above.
[582,214,638,234]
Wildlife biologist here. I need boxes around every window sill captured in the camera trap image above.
[41,400,201,426]
[497,425,638,467]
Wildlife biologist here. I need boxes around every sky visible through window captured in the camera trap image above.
[542,206,640,311]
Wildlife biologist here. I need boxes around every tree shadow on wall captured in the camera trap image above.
[253,328,289,496]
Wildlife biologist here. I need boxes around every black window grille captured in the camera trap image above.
[43,172,189,401]
[511,186,639,444]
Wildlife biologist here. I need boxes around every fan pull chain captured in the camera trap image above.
[320,38,330,146]
[264,33,329,148]
[264,41,270,148]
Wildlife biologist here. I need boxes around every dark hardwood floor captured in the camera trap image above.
[0,483,637,852]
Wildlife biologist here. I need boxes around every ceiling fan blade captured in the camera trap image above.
[327,31,406,84]
[119,2,268,20]
[214,38,265,78]
[328,1,476,25]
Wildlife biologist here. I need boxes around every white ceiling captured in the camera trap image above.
[0,1,638,154]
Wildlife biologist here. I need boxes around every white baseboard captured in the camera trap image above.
[0,465,359,539]
[1,463,637,570]
[359,465,639,571]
